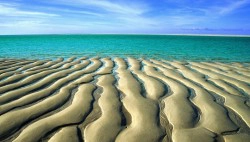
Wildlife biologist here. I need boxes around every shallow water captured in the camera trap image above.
[0,34,249,62]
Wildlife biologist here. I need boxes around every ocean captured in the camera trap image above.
[0,34,249,62]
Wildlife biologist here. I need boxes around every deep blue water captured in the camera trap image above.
[0,35,249,62]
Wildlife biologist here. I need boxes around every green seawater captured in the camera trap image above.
[0,35,249,62]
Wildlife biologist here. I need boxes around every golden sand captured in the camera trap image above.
[0,57,249,142]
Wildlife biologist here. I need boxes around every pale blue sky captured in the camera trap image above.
[0,0,250,35]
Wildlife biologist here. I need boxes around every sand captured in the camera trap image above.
[0,57,249,142]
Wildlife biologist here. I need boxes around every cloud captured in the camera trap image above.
[154,0,250,28]
[0,0,249,35]
[39,0,156,30]
[54,8,103,17]
[218,0,250,15]
[0,2,58,17]
[0,2,60,34]
[47,0,149,15]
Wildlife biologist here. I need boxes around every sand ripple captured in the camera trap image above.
[0,57,249,142]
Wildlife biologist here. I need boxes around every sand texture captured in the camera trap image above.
[0,57,249,142]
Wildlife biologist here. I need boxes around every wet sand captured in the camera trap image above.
[0,57,249,142]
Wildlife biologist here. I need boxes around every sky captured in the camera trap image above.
[0,0,250,35]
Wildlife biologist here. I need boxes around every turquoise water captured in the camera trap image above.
[0,35,249,62]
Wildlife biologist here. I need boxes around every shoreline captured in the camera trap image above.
[1,57,250,64]
[0,57,249,142]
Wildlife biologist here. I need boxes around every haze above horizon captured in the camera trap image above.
[0,0,250,35]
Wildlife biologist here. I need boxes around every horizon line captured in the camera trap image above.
[0,33,250,37]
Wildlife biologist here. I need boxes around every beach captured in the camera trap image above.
[0,57,249,142]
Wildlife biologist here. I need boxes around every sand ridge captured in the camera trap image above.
[0,57,249,142]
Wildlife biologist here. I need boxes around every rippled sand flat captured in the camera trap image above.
[0,57,249,142]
